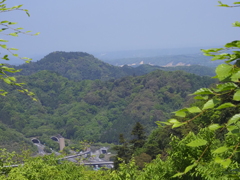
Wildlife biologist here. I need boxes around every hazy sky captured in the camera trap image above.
[1,0,239,59]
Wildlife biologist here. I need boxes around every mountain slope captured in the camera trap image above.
[0,69,216,145]
[15,51,136,81]
[0,122,36,152]
[14,52,215,82]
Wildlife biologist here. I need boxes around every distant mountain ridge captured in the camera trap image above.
[101,53,222,68]
[92,46,215,60]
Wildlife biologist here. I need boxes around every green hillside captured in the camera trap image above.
[15,51,138,81]
[0,122,36,152]
[0,69,216,147]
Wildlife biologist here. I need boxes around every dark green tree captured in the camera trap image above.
[113,134,132,169]
[130,122,146,151]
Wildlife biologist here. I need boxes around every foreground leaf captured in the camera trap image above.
[213,146,229,154]
[186,139,207,147]
[184,163,197,173]
[216,103,235,109]
[208,124,223,131]
[215,64,232,81]
[202,99,215,110]
[233,90,240,101]
[227,114,240,126]
[187,106,202,113]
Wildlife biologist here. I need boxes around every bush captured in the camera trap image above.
[62,147,71,155]
[99,154,105,159]
[109,156,116,161]
[134,153,152,169]
[44,146,52,153]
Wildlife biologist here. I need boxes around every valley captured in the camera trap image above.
[0,51,216,152]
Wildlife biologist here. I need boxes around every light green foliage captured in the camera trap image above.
[1,154,110,180]
[110,159,138,180]
[0,0,38,99]
[159,1,240,178]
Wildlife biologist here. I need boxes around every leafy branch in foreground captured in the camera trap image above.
[157,1,240,178]
[0,0,39,99]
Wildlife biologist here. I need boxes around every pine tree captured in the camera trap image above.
[113,134,132,169]
[130,122,146,151]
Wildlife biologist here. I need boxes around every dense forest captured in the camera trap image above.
[0,52,216,150]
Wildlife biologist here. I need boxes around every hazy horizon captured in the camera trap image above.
[1,0,238,64]
[1,45,216,65]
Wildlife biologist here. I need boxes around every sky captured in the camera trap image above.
[1,0,239,62]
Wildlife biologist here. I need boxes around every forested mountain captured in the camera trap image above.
[14,51,215,81]
[16,51,135,81]
[0,68,216,148]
